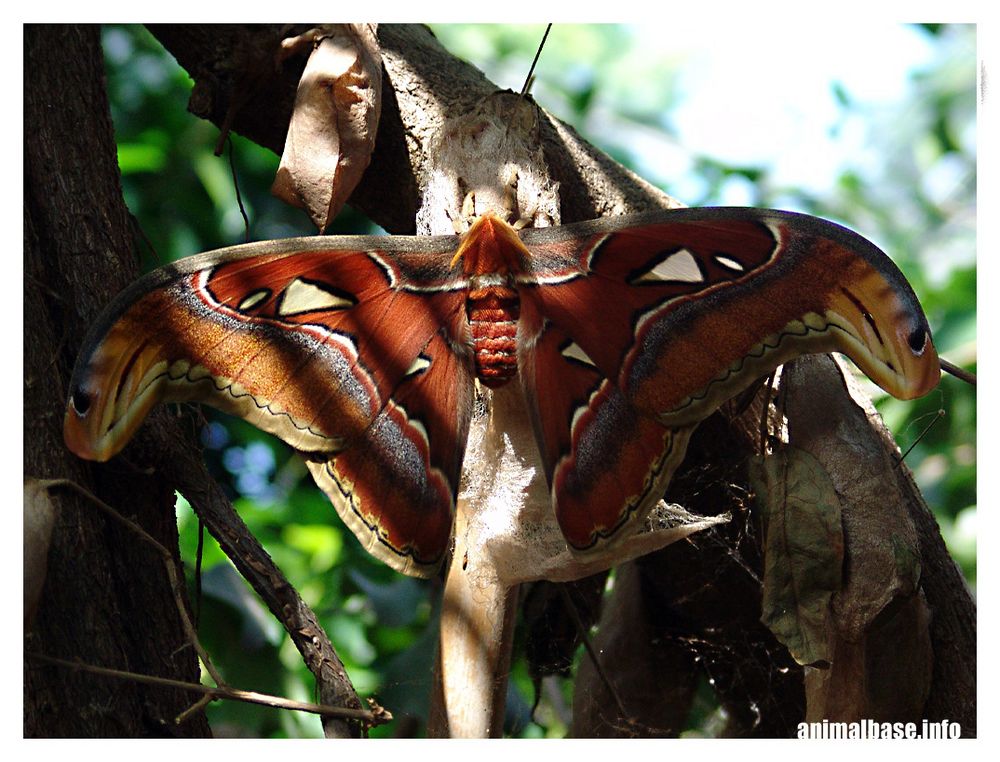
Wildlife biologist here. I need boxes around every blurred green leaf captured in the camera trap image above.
[117,142,167,173]
[200,563,283,648]
[283,523,344,574]
[348,569,427,628]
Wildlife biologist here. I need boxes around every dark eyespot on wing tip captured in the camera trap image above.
[909,327,930,354]
[70,388,91,416]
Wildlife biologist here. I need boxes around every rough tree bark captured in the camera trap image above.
[24,25,212,738]
[24,23,975,737]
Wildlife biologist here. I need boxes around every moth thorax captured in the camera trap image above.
[467,275,520,388]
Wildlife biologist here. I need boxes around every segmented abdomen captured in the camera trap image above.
[467,278,519,388]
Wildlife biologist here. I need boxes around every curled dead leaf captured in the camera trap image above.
[272,24,382,232]
[24,478,58,629]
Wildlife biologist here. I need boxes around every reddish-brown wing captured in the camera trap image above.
[517,208,939,552]
[64,234,473,575]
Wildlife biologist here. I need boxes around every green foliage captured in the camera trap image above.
[102,23,975,738]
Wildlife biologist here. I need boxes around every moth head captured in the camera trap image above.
[64,379,116,462]
[451,212,531,275]
[826,269,940,400]
[63,330,171,462]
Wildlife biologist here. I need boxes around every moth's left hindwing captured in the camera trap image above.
[307,328,475,575]
[64,234,473,575]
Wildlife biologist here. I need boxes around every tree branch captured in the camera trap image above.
[26,652,389,725]
[142,420,368,738]
[24,24,211,737]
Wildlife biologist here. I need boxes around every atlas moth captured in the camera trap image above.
[63,200,940,577]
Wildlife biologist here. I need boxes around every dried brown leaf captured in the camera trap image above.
[24,478,58,629]
[750,446,844,666]
[272,24,382,231]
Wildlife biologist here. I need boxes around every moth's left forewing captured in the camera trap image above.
[64,235,469,462]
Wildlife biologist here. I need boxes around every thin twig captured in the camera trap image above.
[177,694,214,725]
[129,211,164,267]
[148,427,366,739]
[194,519,205,628]
[26,652,389,725]
[941,357,976,386]
[226,136,251,242]
[895,409,946,467]
[556,584,629,720]
[38,477,227,690]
